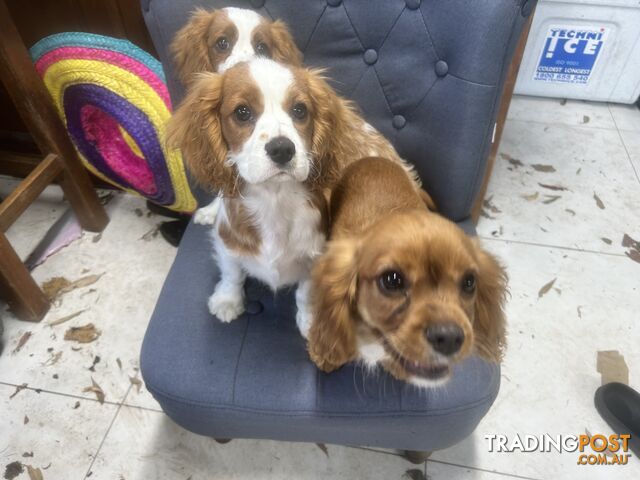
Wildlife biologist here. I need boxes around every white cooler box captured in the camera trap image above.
[514,0,640,104]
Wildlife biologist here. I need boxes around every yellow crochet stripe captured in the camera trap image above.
[119,125,144,158]
[41,59,195,213]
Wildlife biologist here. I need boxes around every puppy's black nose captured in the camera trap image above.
[265,136,295,165]
[426,323,464,356]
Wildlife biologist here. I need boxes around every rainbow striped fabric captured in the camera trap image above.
[30,32,196,213]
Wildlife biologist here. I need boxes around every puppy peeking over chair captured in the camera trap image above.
[308,157,508,388]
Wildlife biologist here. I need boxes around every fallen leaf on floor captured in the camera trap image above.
[597,351,628,386]
[9,383,28,399]
[582,115,590,124]
[560,98,567,105]
[92,233,102,243]
[315,443,329,457]
[483,196,501,214]
[499,153,524,168]
[140,225,160,241]
[538,183,569,191]
[542,195,561,204]
[73,401,80,409]
[88,355,101,372]
[521,192,539,202]
[22,452,33,458]
[601,237,612,245]
[626,250,640,264]
[12,332,32,354]
[593,192,605,210]
[23,415,29,424]
[531,164,556,173]
[42,351,62,367]
[538,278,557,299]
[403,469,426,480]
[577,306,583,319]
[26,465,43,480]
[116,358,122,370]
[622,233,640,250]
[48,309,86,327]
[83,378,105,404]
[42,274,103,301]
[565,208,576,216]
[479,209,495,220]
[64,324,101,344]
[129,375,142,393]
[3,462,23,480]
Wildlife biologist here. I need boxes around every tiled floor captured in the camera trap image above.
[1,95,639,479]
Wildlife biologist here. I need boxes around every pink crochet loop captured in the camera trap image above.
[35,47,171,108]
[80,104,157,195]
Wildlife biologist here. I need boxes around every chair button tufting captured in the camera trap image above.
[363,49,378,65]
[435,60,449,77]
[251,0,265,8]
[405,0,421,10]
[392,115,406,130]
[327,0,342,6]
[246,300,263,315]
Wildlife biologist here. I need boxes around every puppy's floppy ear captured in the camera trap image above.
[472,241,508,362]
[304,69,346,188]
[269,20,303,66]
[308,239,359,372]
[166,72,238,195]
[171,9,216,86]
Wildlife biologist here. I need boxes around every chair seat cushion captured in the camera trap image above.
[141,219,500,451]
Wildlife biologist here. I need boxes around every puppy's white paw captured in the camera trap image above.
[208,291,245,322]
[194,202,220,225]
[296,308,313,339]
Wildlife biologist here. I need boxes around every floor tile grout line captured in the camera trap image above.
[427,458,542,480]
[506,116,619,132]
[82,383,133,480]
[608,103,640,186]
[479,236,629,258]
[0,380,122,407]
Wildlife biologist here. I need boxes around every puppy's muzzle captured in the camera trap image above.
[265,136,295,165]
[425,322,464,356]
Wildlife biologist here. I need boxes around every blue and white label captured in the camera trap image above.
[534,25,607,84]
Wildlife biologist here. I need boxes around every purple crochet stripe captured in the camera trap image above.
[63,83,175,205]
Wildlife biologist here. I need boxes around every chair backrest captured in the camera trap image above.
[141,0,535,221]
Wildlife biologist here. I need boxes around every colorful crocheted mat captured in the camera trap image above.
[30,32,196,213]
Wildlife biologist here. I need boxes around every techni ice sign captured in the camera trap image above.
[534,26,607,84]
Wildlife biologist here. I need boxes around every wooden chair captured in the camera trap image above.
[0,0,108,322]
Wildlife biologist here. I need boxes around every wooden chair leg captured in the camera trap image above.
[0,232,49,322]
[0,0,108,232]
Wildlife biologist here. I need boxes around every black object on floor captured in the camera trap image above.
[159,219,189,247]
[146,200,191,221]
[594,382,640,457]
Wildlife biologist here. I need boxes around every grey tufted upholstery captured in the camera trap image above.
[140,0,534,452]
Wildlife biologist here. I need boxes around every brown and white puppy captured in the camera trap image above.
[308,157,507,387]
[167,60,405,335]
[171,7,303,225]
[171,7,302,85]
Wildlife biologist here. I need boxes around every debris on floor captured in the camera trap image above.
[64,324,101,343]
[597,350,629,385]
[82,378,105,404]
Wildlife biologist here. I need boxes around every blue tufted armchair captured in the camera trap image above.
[140,0,535,458]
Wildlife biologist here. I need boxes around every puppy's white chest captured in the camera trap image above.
[224,182,325,289]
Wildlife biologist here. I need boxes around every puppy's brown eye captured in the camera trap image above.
[255,42,270,57]
[216,37,230,51]
[379,270,405,293]
[291,102,307,121]
[234,105,252,123]
[461,272,476,294]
